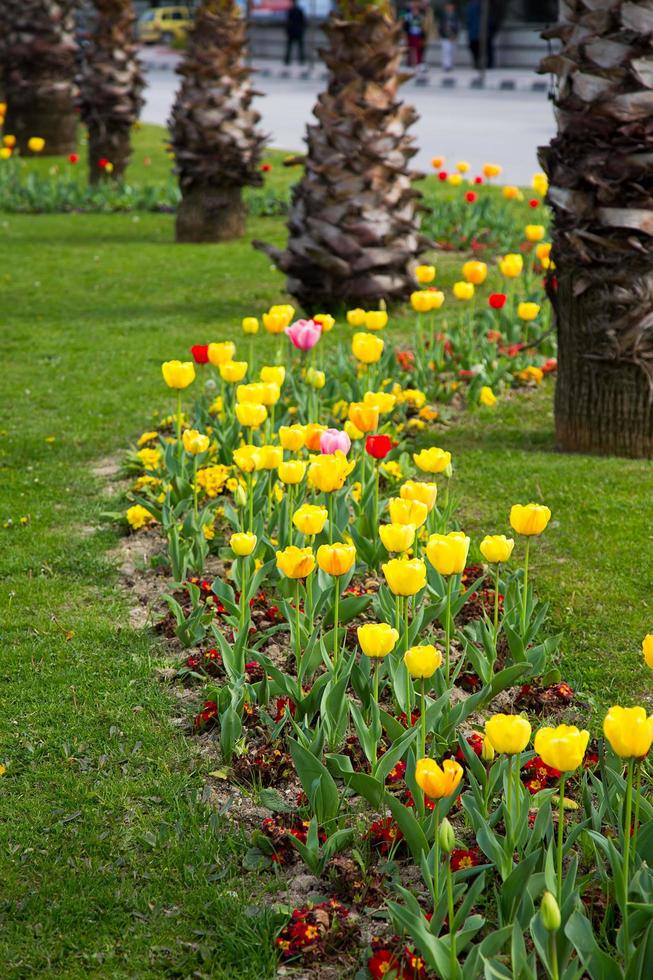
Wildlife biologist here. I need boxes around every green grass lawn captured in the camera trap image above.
[0,157,650,974]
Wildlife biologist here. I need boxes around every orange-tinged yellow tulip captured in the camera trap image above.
[643,634,653,670]
[235,402,266,428]
[314,313,335,333]
[510,503,551,536]
[352,332,384,364]
[483,163,502,178]
[317,542,356,576]
[220,360,248,383]
[518,302,540,321]
[293,503,328,536]
[279,424,306,452]
[364,310,388,331]
[233,445,261,473]
[3,134,16,148]
[534,725,589,772]
[276,546,316,579]
[453,281,475,301]
[348,402,379,433]
[263,310,290,334]
[231,531,257,556]
[499,253,524,278]
[260,365,285,386]
[379,522,416,553]
[308,452,354,493]
[382,557,427,596]
[463,260,487,285]
[357,622,399,658]
[400,479,438,512]
[413,446,451,474]
[415,757,463,799]
[363,390,396,414]
[525,224,546,242]
[207,341,236,366]
[503,185,521,201]
[242,317,259,334]
[485,714,532,754]
[603,706,653,759]
[415,264,436,284]
[404,644,442,678]
[480,534,514,563]
[411,290,434,313]
[182,429,210,455]
[278,459,307,484]
[345,419,364,441]
[426,531,470,576]
[162,360,196,389]
[304,422,327,451]
[388,497,428,528]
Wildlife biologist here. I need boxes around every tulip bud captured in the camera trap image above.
[234,485,247,509]
[540,891,561,932]
[481,736,495,762]
[444,462,453,479]
[438,817,456,855]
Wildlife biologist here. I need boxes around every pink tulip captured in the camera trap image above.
[286,318,322,351]
[320,428,351,456]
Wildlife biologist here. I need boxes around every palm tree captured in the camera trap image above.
[169,0,266,243]
[1,0,78,155]
[78,0,145,183]
[539,1,653,457]
[254,0,428,311]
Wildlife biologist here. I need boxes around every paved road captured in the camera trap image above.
[142,58,555,185]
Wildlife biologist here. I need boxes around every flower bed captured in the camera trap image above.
[107,303,653,978]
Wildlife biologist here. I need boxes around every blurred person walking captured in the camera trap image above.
[403,0,430,71]
[285,0,306,66]
[438,2,460,72]
[466,0,495,70]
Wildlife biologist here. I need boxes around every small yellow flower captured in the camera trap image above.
[479,386,497,407]
[126,505,155,530]
[137,431,159,447]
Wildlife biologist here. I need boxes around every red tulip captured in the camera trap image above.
[438,170,448,181]
[529,198,540,209]
[474,176,483,184]
[465,191,478,204]
[261,163,272,172]
[190,344,210,364]
[68,153,79,164]
[98,157,109,169]
[488,293,507,310]
[365,435,392,459]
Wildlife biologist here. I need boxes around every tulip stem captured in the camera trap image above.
[287,485,294,546]
[294,579,301,674]
[192,457,198,518]
[327,493,334,544]
[433,802,440,907]
[506,755,513,848]
[175,391,182,456]
[623,758,634,958]
[447,857,456,975]
[556,773,565,907]
[247,472,254,532]
[373,464,379,539]
[444,576,454,685]
[493,563,500,644]
[307,568,314,631]
[521,537,531,636]
[549,932,559,980]
[404,598,412,713]
[240,558,247,631]
[632,760,642,862]
[333,577,340,671]
[420,677,427,758]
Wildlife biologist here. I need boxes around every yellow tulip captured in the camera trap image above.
[257,445,283,469]
[363,390,396,414]
[346,308,366,327]
[279,424,306,452]
[503,185,521,201]
[260,365,285,386]
[479,386,497,407]
[532,172,548,196]
[220,360,248,383]
[643,634,653,669]
[207,341,236,366]
[404,644,442,678]
[457,160,470,174]
[306,367,325,389]
[518,302,540,321]
[453,281,475,301]
[382,557,427,596]
[352,332,384,364]
[415,757,463,799]
[348,402,379,434]
[308,452,354,493]
[317,543,356,576]
[182,429,210,455]
[231,531,257,556]
[262,310,291,334]
[364,311,388,331]
[510,503,551,536]
[276,545,316,579]
[480,534,514,563]
[235,402,266,428]
[162,360,196,389]
[400,480,437,512]
[388,497,428,528]
[411,290,434,313]
[27,136,45,153]
[462,260,487,285]
[3,134,16,148]
[603,706,653,759]
[345,419,364,441]
[379,522,416,553]
[237,382,265,404]
[525,224,546,242]
[483,163,502,178]
[260,382,281,406]
[426,531,470,576]
[415,264,436,284]
[485,714,532,754]
[293,503,328,536]
[534,725,590,772]
[278,459,307,485]
[314,313,335,333]
[242,317,259,334]
[0,147,12,159]
[357,622,399,658]
[413,446,451,474]
[233,445,261,473]
[499,253,524,278]
[448,173,463,186]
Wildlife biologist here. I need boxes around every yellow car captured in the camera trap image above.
[138,6,192,45]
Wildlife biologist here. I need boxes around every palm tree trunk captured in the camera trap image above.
[1,0,78,156]
[539,0,653,457]
[79,0,145,183]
